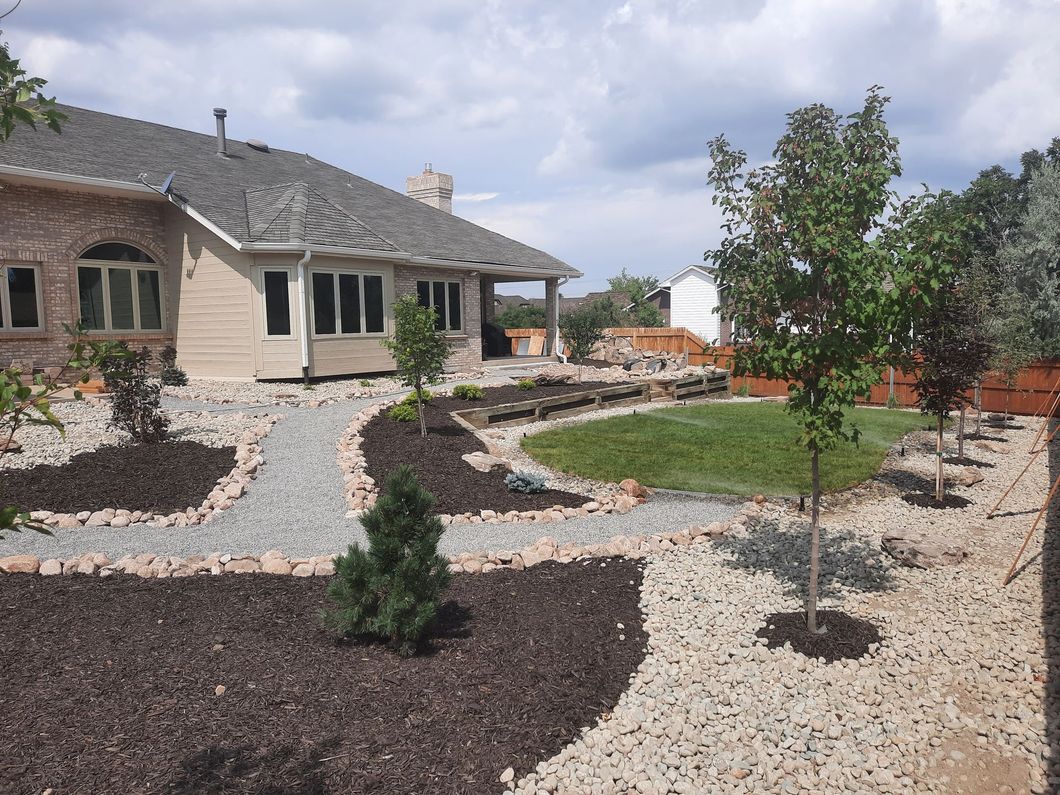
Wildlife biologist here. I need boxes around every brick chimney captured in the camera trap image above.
[406,163,453,213]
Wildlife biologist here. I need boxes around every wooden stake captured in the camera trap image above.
[987,423,1058,519]
[1002,472,1060,586]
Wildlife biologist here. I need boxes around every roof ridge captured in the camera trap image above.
[305,185,399,251]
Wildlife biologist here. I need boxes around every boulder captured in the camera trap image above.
[0,437,21,454]
[461,452,512,473]
[619,478,648,499]
[881,528,968,569]
[0,554,39,574]
[958,467,985,487]
[974,440,1011,455]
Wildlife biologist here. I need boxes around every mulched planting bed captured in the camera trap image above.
[0,558,646,795]
[0,440,236,514]
[360,384,598,515]
[901,492,974,510]
[756,610,882,662]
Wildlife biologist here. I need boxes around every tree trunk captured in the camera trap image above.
[806,444,823,634]
[975,382,982,436]
[936,413,945,503]
[958,406,966,461]
[416,382,427,438]
[1005,387,1011,423]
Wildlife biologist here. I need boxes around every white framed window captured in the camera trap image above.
[259,268,295,338]
[76,243,164,332]
[0,263,45,332]
[310,269,387,338]
[416,279,463,333]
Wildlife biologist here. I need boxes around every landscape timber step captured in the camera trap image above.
[648,371,732,402]
[452,383,652,430]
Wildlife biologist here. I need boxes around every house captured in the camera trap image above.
[0,105,580,380]
[642,265,731,344]
[494,290,630,315]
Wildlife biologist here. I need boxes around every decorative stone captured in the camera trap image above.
[958,467,985,487]
[314,561,336,576]
[460,451,512,472]
[882,528,968,569]
[619,478,648,499]
[261,558,292,575]
[39,559,63,576]
[223,559,261,574]
[0,554,40,574]
[292,563,314,577]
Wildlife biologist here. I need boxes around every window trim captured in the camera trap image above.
[308,267,389,340]
[257,266,297,340]
[0,263,46,333]
[415,278,464,334]
[76,259,166,333]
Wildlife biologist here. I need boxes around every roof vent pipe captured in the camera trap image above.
[213,108,228,157]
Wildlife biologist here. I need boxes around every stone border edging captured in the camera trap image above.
[23,414,282,531]
[336,399,641,524]
[0,500,771,578]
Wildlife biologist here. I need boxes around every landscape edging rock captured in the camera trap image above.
[336,400,642,524]
[24,414,282,531]
[0,502,772,579]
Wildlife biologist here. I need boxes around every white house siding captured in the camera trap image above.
[670,269,720,343]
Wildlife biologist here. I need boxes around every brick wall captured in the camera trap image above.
[392,264,483,371]
[0,182,172,370]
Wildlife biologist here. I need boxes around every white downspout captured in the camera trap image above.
[554,276,569,363]
[296,249,312,383]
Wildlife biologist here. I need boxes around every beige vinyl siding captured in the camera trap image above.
[165,207,256,379]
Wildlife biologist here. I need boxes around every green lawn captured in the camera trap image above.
[521,402,930,496]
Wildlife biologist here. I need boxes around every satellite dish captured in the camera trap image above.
[160,171,176,195]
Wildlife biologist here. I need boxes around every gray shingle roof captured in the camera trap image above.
[0,105,578,275]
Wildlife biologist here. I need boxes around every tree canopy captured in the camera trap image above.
[0,30,66,141]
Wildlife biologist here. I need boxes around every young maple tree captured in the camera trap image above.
[383,296,452,438]
[912,283,994,501]
[707,86,960,634]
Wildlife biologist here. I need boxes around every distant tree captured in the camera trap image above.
[321,465,451,657]
[583,296,628,328]
[495,304,547,329]
[912,285,994,501]
[560,305,607,383]
[707,86,962,634]
[383,296,452,437]
[996,164,1060,358]
[987,289,1037,420]
[608,268,665,327]
[0,24,66,141]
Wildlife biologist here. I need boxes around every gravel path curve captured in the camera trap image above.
[3,377,737,559]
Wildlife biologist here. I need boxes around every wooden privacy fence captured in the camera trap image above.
[503,326,1060,416]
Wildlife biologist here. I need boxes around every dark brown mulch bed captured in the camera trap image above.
[756,610,882,662]
[941,456,995,469]
[360,384,598,515]
[0,441,236,514]
[901,492,974,510]
[0,558,646,795]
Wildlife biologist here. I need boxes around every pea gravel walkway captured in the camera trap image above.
[4,383,736,560]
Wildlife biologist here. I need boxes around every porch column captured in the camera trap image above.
[544,277,559,356]
[480,277,496,324]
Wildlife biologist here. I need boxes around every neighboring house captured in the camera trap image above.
[642,265,731,344]
[0,105,580,380]
[494,290,630,314]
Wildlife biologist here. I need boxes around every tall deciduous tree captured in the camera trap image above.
[912,285,994,501]
[0,25,66,141]
[383,296,452,438]
[608,268,666,327]
[997,164,1060,358]
[707,87,959,634]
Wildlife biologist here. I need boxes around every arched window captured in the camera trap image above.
[77,242,163,331]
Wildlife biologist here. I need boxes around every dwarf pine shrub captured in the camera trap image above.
[158,345,188,387]
[505,470,547,493]
[321,465,452,657]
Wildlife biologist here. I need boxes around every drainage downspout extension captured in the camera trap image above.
[555,276,570,363]
[296,249,312,384]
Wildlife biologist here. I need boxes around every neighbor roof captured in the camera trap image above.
[0,105,578,275]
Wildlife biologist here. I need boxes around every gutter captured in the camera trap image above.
[0,164,160,196]
[296,249,312,383]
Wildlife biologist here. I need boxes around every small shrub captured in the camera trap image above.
[360,378,373,387]
[320,465,452,657]
[388,403,419,422]
[735,382,750,397]
[401,388,433,405]
[505,470,548,494]
[158,345,188,387]
[517,378,537,391]
[452,383,484,400]
[106,346,169,443]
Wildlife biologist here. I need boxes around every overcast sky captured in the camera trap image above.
[5,0,1060,295]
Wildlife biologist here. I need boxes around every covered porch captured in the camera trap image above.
[478,273,563,361]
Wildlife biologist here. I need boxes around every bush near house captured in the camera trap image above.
[517,379,537,391]
[451,384,484,400]
[388,403,419,423]
[105,347,169,444]
[158,345,188,387]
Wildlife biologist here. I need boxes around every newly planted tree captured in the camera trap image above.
[321,465,452,657]
[912,285,994,501]
[707,87,959,633]
[383,296,452,437]
[559,305,607,383]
